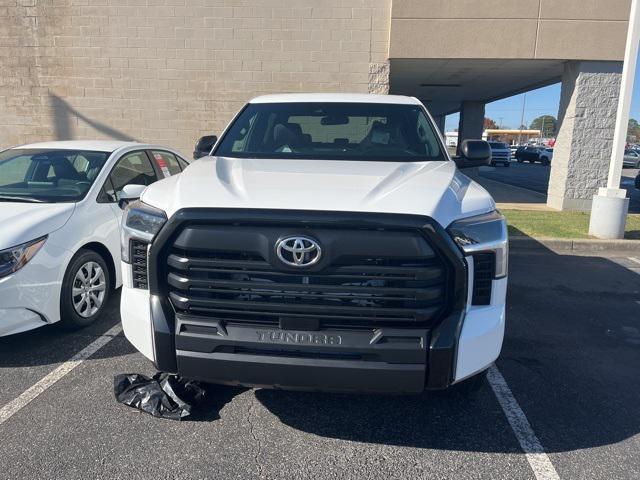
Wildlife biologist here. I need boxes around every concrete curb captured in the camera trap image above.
[509,236,640,254]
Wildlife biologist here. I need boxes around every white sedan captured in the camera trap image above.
[0,140,189,336]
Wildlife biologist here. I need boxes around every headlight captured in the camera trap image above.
[447,211,508,278]
[0,236,47,279]
[121,201,167,263]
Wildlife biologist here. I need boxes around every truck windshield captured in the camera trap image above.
[0,148,110,203]
[214,102,445,161]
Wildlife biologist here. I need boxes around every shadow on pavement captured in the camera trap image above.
[255,387,522,452]
[189,385,249,422]
[254,232,640,455]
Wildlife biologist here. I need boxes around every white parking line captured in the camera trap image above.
[0,324,122,427]
[488,366,560,480]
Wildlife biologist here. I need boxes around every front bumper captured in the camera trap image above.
[122,274,506,393]
[120,209,507,392]
[0,307,46,337]
[0,240,70,336]
[175,317,430,393]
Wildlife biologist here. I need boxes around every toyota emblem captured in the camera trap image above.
[276,236,322,267]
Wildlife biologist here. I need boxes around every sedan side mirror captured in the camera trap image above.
[455,140,492,169]
[193,135,218,159]
[117,184,146,209]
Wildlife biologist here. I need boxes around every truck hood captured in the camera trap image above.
[0,202,75,250]
[142,156,495,228]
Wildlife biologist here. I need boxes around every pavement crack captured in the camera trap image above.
[247,394,264,479]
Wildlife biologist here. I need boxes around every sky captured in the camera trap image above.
[444,55,640,133]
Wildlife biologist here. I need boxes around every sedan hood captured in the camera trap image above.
[0,202,75,250]
[142,156,495,227]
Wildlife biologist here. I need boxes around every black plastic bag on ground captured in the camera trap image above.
[114,372,206,420]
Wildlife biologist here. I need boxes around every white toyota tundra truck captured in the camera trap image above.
[119,93,507,393]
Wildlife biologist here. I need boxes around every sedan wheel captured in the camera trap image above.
[60,249,111,329]
[72,261,106,318]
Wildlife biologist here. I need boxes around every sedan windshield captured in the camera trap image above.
[0,148,110,203]
[489,142,507,149]
[214,102,445,161]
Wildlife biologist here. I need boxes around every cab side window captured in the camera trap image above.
[100,151,158,202]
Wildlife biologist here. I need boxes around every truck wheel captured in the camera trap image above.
[59,249,111,330]
[541,158,550,166]
[453,369,488,395]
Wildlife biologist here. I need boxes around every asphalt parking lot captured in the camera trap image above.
[0,248,639,479]
[479,163,640,213]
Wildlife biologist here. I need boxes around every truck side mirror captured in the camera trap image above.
[455,140,492,169]
[117,184,146,209]
[193,135,218,159]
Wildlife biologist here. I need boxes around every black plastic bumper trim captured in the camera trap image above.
[150,294,178,373]
[178,351,426,393]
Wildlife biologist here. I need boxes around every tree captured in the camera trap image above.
[484,117,499,129]
[529,115,557,138]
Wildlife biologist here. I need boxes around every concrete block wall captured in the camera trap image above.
[0,0,391,155]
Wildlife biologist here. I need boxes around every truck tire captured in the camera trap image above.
[59,249,111,330]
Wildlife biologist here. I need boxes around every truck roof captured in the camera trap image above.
[249,93,421,105]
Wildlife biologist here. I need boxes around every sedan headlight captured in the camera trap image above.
[447,211,508,278]
[0,236,47,279]
[121,201,167,263]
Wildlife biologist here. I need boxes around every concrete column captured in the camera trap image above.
[547,61,623,210]
[433,115,446,134]
[457,101,485,154]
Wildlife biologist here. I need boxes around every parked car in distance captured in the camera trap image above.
[538,148,553,166]
[509,145,519,157]
[0,141,189,336]
[488,141,511,167]
[120,93,508,395]
[623,150,640,168]
[515,145,547,164]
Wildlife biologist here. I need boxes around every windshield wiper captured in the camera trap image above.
[0,195,45,203]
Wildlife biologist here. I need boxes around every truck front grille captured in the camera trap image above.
[164,225,451,329]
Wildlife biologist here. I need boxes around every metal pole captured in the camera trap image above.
[607,0,640,189]
[517,93,526,145]
[589,0,637,238]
